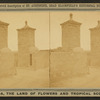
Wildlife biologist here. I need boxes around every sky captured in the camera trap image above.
[0,11,100,51]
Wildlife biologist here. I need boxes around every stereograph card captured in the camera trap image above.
[0,3,99,97]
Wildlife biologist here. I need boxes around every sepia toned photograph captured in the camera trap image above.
[0,12,50,88]
[50,11,99,88]
[0,10,100,89]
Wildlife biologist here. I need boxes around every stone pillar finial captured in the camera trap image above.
[70,13,73,20]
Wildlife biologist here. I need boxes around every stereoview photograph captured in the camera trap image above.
[0,11,100,88]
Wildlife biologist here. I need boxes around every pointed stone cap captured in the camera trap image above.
[17,21,36,31]
[61,13,81,26]
[90,20,100,30]
[0,21,9,26]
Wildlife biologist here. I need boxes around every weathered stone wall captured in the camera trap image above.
[14,51,18,67]
[17,49,49,70]
[18,52,29,67]
[90,28,100,66]
[61,24,80,52]
[90,52,100,67]
[35,50,49,70]
[18,29,35,46]
[0,48,16,77]
[18,29,35,67]
[50,50,88,82]
[0,25,8,49]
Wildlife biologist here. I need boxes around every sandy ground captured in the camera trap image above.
[1,67,100,88]
[51,67,100,88]
[0,67,49,88]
